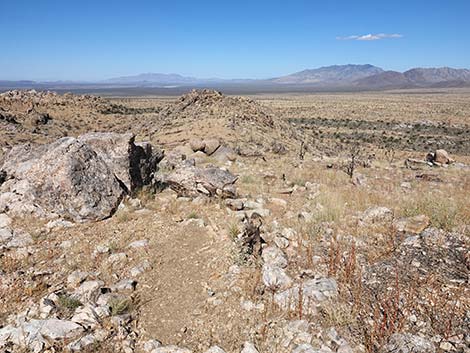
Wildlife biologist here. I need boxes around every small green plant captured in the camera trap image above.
[109,297,133,316]
[228,223,240,239]
[57,294,82,317]
[187,211,199,219]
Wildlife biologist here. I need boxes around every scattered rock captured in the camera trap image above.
[74,280,105,301]
[405,158,433,169]
[5,230,33,248]
[393,215,430,234]
[272,141,288,154]
[67,270,89,288]
[361,206,393,224]
[291,344,325,353]
[128,239,149,248]
[46,218,74,229]
[71,304,102,329]
[189,138,205,152]
[143,339,163,352]
[262,245,288,268]
[240,342,260,353]
[151,345,192,353]
[129,260,152,277]
[225,198,245,211]
[111,279,137,292]
[106,252,128,265]
[262,264,292,291]
[352,172,367,186]
[281,320,312,348]
[68,333,99,352]
[203,139,221,155]
[0,227,13,244]
[270,197,288,208]
[205,346,227,353]
[274,278,338,313]
[0,213,12,228]
[381,333,435,353]
[211,145,237,163]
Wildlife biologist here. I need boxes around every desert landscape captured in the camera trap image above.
[0,86,469,353]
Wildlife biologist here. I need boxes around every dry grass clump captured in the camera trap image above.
[401,195,458,230]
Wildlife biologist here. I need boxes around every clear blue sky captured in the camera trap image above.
[1,0,469,81]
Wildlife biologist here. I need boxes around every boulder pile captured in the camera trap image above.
[0,132,238,221]
[158,89,275,127]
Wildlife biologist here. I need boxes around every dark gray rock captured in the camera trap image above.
[0,137,124,221]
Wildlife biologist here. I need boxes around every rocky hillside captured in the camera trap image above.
[0,90,155,149]
[0,90,469,353]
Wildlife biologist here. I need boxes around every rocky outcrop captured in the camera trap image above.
[79,132,163,193]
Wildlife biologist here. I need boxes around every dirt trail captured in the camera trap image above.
[138,220,231,346]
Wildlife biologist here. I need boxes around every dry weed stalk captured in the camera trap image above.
[327,236,341,277]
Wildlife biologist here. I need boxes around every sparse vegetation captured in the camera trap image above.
[1,89,469,353]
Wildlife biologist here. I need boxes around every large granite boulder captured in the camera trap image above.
[0,137,124,221]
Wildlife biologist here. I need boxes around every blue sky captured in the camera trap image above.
[1,0,469,81]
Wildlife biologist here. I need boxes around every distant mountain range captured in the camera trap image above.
[270,64,385,84]
[103,73,201,85]
[354,67,470,89]
[2,65,470,92]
